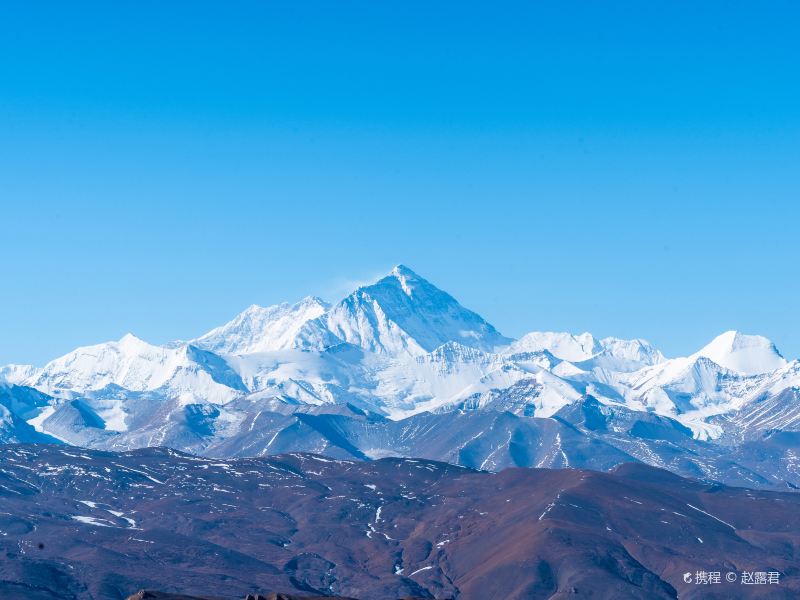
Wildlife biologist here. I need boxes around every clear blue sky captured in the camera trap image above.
[1,1,798,365]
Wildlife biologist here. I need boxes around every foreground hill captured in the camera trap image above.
[0,445,797,599]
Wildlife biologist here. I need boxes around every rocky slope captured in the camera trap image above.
[1,445,798,599]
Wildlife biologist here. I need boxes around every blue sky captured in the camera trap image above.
[1,1,799,365]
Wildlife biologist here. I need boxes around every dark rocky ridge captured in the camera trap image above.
[126,592,363,600]
[0,444,798,599]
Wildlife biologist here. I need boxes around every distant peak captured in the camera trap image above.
[391,264,418,277]
[298,295,329,308]
[702,330,779,353]
[710,330,741,345]
[695,330,786,375]
[242,303,266,313]
[386,264,425,297]
[354,265,426,293]
[118,332,144,344]
[242,297,327,315]
[116,333,154,352]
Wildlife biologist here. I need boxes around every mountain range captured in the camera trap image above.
[1,265,798,489]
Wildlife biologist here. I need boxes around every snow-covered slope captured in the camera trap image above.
[0,364,39,385]
[692,330,787,375]
[593,337,665,369]
[507,331,600,362]
[192,296,329,354]
[24,334,244,408]
[0,383,61,443]
[372,342,529,417]
[1,265,797,464]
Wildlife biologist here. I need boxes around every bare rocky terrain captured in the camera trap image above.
[125,592,362,600]
[0,444,798,599]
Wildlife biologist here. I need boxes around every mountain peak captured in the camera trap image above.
[321,266,511,355]
[118,333,149,348]
[298,295,329,309]
[384,264,422,297]
[241,303,270,313]
[709,330,771,349]
[391,263,415,274]
[694,330,786,376]
[390,263,418,277]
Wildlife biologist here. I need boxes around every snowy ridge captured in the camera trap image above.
[192,296,329,354]
[0,363,39,385]
[507,332,664,372]
[508,331,601,362]
[27,333,244,401]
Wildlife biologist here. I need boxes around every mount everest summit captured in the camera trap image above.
[1,265,798,489]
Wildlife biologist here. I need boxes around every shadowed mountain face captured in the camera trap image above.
[169,397,800,491]
[0,445,798,600]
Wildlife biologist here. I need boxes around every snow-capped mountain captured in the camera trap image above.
[1,265,798,488]
[27,333,244,402]
[692,330,787,375]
